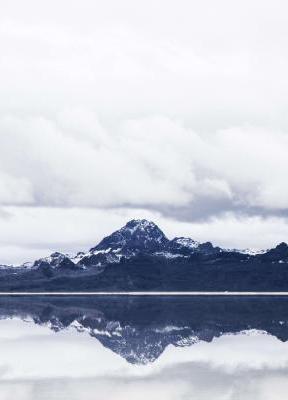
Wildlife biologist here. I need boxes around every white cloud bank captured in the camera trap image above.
[0,113,287,213]
[0,0,288,261]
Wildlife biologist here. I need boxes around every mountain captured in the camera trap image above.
[11,219,258,271]
[33,252,80,271]
[0,218,287,292]
[259,242,288,263]
[73,219,223,268]
[76,219,170,268]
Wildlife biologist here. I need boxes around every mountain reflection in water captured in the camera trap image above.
[0,296,288,400]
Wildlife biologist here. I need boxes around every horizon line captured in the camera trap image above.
[1,291,288,296]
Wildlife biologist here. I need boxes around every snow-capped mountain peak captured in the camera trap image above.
[91,219,169,253]
[124,219,160,233]
[4,219,286,272]
[33,252,79,270]
[170,237,200,250]
[77,219,169,268]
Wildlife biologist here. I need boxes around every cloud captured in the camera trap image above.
[1,0,288,127]
[0,171,33,205]
[0,113,287,217]
[0,0,288,258]
[0,114,195,208]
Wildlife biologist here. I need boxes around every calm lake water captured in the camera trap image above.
[0,295,288,399]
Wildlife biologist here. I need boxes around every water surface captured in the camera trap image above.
[0,296,288,399]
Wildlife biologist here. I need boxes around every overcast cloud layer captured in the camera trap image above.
[0,0,288,262]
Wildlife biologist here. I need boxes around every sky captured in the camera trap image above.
[0,0,288,263]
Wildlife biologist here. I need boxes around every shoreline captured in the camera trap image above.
[0,291,288,296]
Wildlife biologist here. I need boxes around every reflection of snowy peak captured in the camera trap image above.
[4,296,288,365]
[39,314,199,364]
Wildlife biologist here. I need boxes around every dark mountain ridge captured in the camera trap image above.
[0,219,287,291]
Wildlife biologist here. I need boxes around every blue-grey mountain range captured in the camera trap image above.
[0,219,288,291]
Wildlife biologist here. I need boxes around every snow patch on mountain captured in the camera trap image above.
[154,251,189,259]
[171,237,200,249]
[225,248,268,256]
